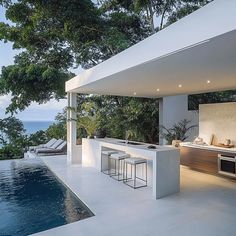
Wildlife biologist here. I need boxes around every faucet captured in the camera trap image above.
[125,130,133,144]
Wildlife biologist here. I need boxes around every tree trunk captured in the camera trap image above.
[148,1,155,34]
[160,1,169,30]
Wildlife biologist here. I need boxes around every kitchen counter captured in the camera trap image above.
[95,138,175,151]
[82,138,180,199]
[181,142,236,154]
[180,142,236,177]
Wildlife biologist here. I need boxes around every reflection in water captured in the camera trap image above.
[0,159,93,236]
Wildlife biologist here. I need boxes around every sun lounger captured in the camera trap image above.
[36,141,67,155]
[34,139,64,152]
[29,138,57,152]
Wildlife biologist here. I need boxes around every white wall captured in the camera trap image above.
[159,95,199,144]
[199,102,236,145]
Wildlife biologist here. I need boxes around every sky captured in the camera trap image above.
[0,6,82,121]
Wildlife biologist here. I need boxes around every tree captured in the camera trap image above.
[0,54,73,113]
[0,116,25,146]
[0,0,100,112]
[166,0,213,26]
[132,0,213,33]
[46,109,67,140]
[188,90,236,111]
[0,0,150,112]
[0,116,27,159]
[0,113,67,159]
[27,130,48,147]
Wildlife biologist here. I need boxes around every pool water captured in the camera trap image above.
[0,159,93,236]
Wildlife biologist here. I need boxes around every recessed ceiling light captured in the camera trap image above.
[178,84,182,88]
[207,80,211,84]
[133,92,137,96]
[156,88,160,92]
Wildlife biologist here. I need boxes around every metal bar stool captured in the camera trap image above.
[109,152,130,181]
[101,150,118,175]
[123,157,147,189]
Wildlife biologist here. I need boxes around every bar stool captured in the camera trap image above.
[123,157,147,189]
[109,152,130,181]
[101,150,118,175]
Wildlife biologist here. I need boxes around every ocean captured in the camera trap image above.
[23,121,53,135]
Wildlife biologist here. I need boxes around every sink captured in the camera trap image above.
[118,141,143,145]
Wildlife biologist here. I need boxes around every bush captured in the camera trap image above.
[0,117,27,160]
[0,144,24,160]
[27,130,48,147]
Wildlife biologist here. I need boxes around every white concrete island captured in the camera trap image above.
[82,138,180,199]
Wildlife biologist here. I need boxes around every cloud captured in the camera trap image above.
[0,95,67,121]
[28,99,67,110]
[0,94,11,107]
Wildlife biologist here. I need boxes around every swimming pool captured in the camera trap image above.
[0,158,94,236]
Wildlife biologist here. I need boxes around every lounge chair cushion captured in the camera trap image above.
[36,141,67,154]
[44,138,57,148]
[49,139,64,149]
[29,138,57,151]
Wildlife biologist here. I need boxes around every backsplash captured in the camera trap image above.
[199,102,236,145]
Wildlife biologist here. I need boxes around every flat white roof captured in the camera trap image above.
[66,0,236,97]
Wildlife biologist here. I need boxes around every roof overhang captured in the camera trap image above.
[66,0,236,98]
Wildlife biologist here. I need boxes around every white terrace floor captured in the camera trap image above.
[33,155,236,236]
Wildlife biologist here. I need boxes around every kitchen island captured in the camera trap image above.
[82,138,180,199]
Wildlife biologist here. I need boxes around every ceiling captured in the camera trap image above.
[68,30,236,98]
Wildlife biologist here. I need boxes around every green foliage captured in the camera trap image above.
[125,129,136,141]
[130,0,213,32]
[0,116,27,159]
[46,110,67,140]
[0,144,23,159]
[188,90,236,110]
[0,0,100,112]
[0,56,72,113]
[77,102,100,137]
[0,116,25,146]
[76,2,151,69]
[160,119,197,144]
[27,130,48,147]
[76,95,159,143]
[166,0,213,26]
[0,114,67,160]
[0,0,150,112]
[77,116,99,137]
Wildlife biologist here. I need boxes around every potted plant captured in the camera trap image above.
[160,119,197,145]
[77,116,98,139]
[95,129,106,138]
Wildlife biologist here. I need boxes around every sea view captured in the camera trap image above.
[23,121,53,134]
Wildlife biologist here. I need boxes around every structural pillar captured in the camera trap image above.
[67,92,77,164]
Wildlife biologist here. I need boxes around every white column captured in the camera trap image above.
[159,95,199,145]
[67,92,77,164]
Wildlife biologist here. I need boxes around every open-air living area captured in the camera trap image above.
[1,0,236,235]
